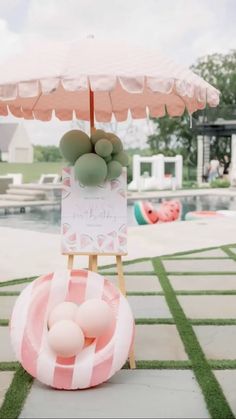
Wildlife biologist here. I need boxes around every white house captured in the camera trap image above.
[0,123,33,163]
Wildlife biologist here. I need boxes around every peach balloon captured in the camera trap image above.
[48,320,84,357]
[75,299,114,338]
[48,302,78,329]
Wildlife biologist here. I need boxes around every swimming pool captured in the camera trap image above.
[0,195,235,233]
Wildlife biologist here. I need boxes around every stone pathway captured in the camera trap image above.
[0,244,236,418]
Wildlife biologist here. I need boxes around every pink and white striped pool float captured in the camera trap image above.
[10,269,135,390]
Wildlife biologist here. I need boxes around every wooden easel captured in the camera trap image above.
[64,87,136,369]
[66,252,136,369]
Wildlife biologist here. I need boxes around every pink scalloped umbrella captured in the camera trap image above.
[0,38,220,130]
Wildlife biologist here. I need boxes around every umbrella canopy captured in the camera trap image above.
[0,38,220,123]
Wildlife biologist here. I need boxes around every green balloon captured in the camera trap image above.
[90,129,108,145]
[74,153,107,186]
[106,161,122,180]
[106,133,123,154]
[60,130,92,163]
[104,155,112,163]
[95,139,113,157]
[112,151,129,167]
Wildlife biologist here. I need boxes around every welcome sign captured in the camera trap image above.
[61,167,127,254]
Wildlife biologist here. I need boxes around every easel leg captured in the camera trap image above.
[88,255,93,270]
[116,255,136,369]
[89,255,98,272]
[116,255,126,295]
[67,254,74,269]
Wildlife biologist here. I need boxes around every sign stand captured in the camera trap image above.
[66,252,136,369]
[64,87,135,369]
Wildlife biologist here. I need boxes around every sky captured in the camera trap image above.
[0,0,235,147]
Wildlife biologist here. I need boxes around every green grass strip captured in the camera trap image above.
[136,360,192,369]
[99,271,155,276]
[163,257,230,260]
[135,318,175,325]
[0,291,20,296]
[0,366,33,419]
[221,246,236,260]
[127,291,164,296]
[122,360,192,369]
[209,360,236,369]
[166,271,236,276]
[0,362,18,372]
[175,290,236,296]
[0,277,35,288]
[0,319,9,326]
[152,257,234,419]
[190,319,236,326]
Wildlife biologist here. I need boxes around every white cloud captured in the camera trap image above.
[0,18,19,60]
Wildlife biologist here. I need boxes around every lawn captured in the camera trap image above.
[0,162,65,183]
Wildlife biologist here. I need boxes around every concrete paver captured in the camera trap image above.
[0,327,16,362]
[163,259,236,273]
[128,296,171,318]
[0,371,14,407]
[214,370,236,417]
[107,275,162,292]
[20,370,209,419]
[0,282,29,292]
[173,249,228,258]
[0,296,17,319]
[193,326,236,359]
[101,260,154,273]
[135,325,188,360]
[169,275,236,291]
[178,295,236,319]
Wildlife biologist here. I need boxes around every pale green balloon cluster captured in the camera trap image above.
[59,129,129,186]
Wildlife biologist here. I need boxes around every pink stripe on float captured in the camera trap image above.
[53,364,74,390]
[21,333,38,377]
[56,356,76,365]
[90,354,114,388]
[66,275,87,305]
[21,275,52,377]
[71,270,88,278]
[54,355,76,390]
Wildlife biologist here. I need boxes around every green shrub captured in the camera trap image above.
[210,178,230,188]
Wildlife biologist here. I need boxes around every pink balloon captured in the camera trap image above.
[75,299,114,338]
[47,302,78,329]
[48,320,84,357]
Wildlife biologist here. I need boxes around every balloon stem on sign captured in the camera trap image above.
[89,87,95,135]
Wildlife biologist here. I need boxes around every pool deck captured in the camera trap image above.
[0,215,236,281]
[127,187,236,202]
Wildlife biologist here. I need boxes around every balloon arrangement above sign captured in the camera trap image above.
[60,129,129,187]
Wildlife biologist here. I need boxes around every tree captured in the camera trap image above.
[34,145,63,162]
[148,50,236,177]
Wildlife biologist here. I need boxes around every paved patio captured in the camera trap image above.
[0,244,236,418]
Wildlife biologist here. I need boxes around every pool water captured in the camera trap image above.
[0,195,235,233]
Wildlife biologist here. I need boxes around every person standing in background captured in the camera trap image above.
[208,156,220,182]
[221,155,231,180]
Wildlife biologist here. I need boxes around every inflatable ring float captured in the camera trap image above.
[10,269,134,390]
[185,210,236,221]
[134,200,181,225]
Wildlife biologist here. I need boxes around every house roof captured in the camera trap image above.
[0,124,18,152]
